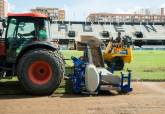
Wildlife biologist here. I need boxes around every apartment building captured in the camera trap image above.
[31,7,65,21]
[0,0,8,17]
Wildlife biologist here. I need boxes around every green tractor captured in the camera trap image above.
[0,13,64,95]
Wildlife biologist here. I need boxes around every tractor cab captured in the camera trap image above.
[0,13,51,62]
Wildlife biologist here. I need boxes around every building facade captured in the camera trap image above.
[31,7,65,21]
[87,8,165,22]
[0,0,8,17]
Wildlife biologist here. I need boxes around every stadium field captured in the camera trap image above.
[63,50,165,80]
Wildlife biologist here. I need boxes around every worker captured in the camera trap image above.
[38,25,47,40]
[115,32,123,48]
[105,32,123,54]
[115,32,122,43]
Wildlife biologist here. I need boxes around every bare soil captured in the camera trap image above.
[0,82,165,114]
[143,67,165,72]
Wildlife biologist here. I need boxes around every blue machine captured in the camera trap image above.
[120,70,133,93]
[71,56,86,93]
[71,56,133,94]
[71,36,132,94]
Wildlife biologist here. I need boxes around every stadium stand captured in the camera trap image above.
[1,21,165,48]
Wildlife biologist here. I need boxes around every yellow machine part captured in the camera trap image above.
[103,46,133,64]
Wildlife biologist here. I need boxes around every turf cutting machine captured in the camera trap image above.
[71,36,133,94]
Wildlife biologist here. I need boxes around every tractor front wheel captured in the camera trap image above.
[17,49,64,95]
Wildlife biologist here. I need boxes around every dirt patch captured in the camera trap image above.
[0,82,165,114]
[143,67,165,72]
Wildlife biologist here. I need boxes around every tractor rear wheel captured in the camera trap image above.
[17,49,64,95]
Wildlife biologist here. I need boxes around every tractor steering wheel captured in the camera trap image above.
[18,33,25,39]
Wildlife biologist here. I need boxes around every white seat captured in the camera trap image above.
[97,68,121,85]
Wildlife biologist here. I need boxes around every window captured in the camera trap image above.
[17,22,35,39]
[44,19,50,39]
[7,18,17,38]
[37,19,50,39]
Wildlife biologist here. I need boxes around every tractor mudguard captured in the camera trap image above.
[16,41,58,63]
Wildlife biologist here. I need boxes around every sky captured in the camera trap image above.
[8,0,165,21]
